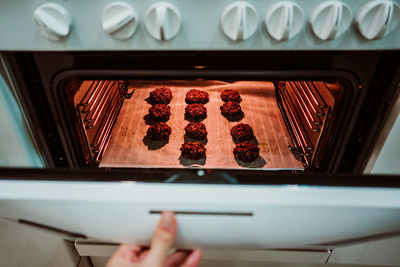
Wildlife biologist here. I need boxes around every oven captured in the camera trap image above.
[1,0,400,258]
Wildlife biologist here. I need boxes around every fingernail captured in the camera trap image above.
[160,211,174,231]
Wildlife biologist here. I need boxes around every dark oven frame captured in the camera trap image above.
[3,51,400,177]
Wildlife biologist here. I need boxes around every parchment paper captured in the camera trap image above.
[100,80,303,170]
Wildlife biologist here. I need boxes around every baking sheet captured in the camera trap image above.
[100,80,304,170]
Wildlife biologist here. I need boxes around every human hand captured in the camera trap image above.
[106,211,202,267]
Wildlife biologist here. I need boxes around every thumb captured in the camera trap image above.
[142,211,177,267]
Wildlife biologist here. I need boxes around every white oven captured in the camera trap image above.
[0,0,400,265]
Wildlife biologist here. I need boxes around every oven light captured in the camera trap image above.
[194,65,206,69]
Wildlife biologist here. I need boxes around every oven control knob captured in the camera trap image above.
[355,0,400,40]
[310,1,352,41]
[102,2,138,40]
[265,1,304,41]
[144,2,181,41]
[33,3,72,41]
[221,1,259,41]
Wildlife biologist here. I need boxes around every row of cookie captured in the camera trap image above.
[220,90,260,162]
[220,90,243,117]
[180,89,209,160]
[146,87,173,141]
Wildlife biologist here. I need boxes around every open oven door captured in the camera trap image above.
[1,170,400,250]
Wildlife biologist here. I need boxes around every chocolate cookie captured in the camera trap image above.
[180,142,206,159]
[231,123,254,142]
[149,87,173,104]
[149,104,171,122]
[233,141,259,162]
[220,101,242,117]
[221,89,241,103]
[146,122,171,140]
[186,89,209,104]
[185,104,207,120]
[185,122,207,140]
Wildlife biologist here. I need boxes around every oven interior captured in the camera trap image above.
[65,78,344,171]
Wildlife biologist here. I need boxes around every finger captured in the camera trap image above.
[138,249,149,261]
[106,244,142,267]
[141,211,177,267]
[163,251,190,267]
[113,244,142,262]
[181,250,202,267]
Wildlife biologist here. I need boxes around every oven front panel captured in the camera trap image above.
[2,51,399,175]
[0,0,399,51]
[1,180,400,249]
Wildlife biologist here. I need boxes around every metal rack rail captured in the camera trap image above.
[276,81,333,167]
[76,80,130,164]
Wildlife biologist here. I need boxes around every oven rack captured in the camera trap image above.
[276,81,333,167]
[75,80,129,164]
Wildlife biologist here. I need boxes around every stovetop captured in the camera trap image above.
[0,0,399,50]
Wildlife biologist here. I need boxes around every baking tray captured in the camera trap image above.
[100,80,304,170]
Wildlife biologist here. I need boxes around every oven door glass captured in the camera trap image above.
[1,171,400,250]
[0,71,42,167]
